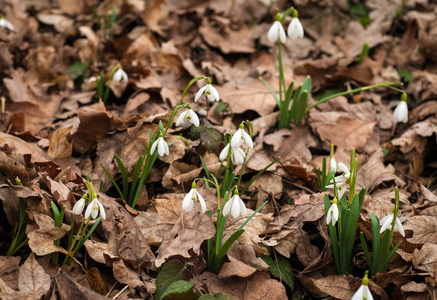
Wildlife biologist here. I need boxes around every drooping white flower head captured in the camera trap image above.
[287,11,304,40]
[267,13,286,44]
[379,213,405,237]
[176,104,200,128]
[231,123,253,149]
[150,135,169,157]
[329,157,337,173]
[351,272,373,300]
[326,198,339,226]
[195,79,219,102]
[393,93,408,124]
[182,182,206,213]
[223,192,246,218]
[219,143,246,165]
[0,17,15,31]
[326,162,350,199]
[84,198,106,220]
[112,68,128,82]
[72,196,86,215]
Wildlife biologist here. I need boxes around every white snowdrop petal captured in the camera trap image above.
[243,131,253,149]
[197,191,207,213]
[338,162,350,174]
[231,130,243,148]
[278,23,286,43]
[209,85,220,101]
[393,101,408,123]
[195,86,207,102]
[231,196,241,218]
[379,214,393,234]
[176,111,188,127]
[150,140,158,155]
[98,201,106,220]
[395,217,405,237]
[351,285,364,300]
[239,197,246,218]
[189,110,200,127]
[222,198,232,216]
[158,138,165,157]
[267,22,279,43]
[219,144,230,161]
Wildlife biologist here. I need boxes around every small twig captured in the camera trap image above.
[113,285,128,299]
[106,282,118,297]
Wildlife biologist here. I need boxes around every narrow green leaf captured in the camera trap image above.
[115,154,129,201]
[259,77,280,107]
[100,163,124,200]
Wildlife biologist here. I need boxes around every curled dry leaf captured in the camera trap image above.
[27,212,70,256]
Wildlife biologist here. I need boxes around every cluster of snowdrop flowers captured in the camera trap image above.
[326,162,350,199]
[267,10,304,44]
[0,15,15,31]
[73,187,106,220]
[112,68,128,82]
[392,92,408,124]
[219,123,254,165]
[352,271,373,300]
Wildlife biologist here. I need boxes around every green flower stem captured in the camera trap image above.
[63,218,87,265]
[305,81,404,114]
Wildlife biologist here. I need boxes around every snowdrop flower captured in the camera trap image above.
[379,213,405,237]
[392,93,408,123]
[231,123,253,149]
[84,198,106,220]
[182,182,206,213]
[112,68,128,82]
[72,195,87,215]
[267,13,286,44]
[176,104,200,128]
[329,157,337,173]
[223,191,246,218]
[352,271,373,300]
[195,79,219,102]
[219,143,246,165]
[0,16,15,31]
[150,135,169,157]
[326,162,350,199]
[287,11,304,40]
[326,198,339,226]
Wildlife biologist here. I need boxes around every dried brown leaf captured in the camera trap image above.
[413,243,437,274]
[18,254,50,295]
[194,271,287,299]
[155,209,215,268]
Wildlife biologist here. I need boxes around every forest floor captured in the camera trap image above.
[0,0,436,299]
